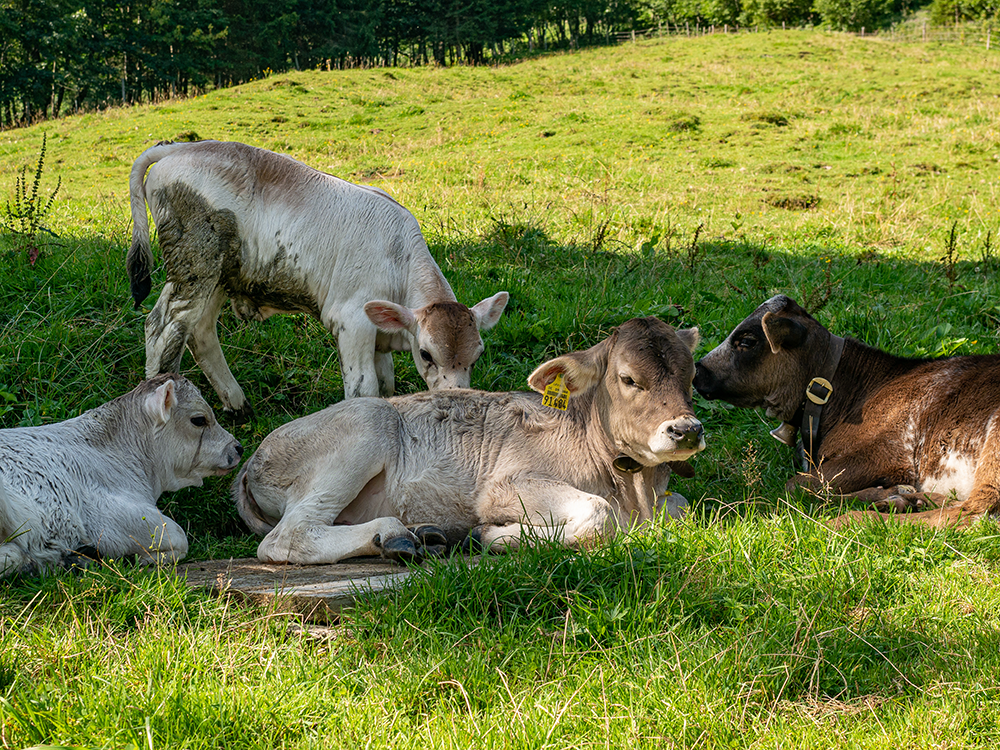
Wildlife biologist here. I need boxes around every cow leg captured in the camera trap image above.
[789,471,947,511]
[0,543,25,577]
[144,282,189,377]
[375,351,395,397]
[829,505,975,530]
[258,510,418,565]
[472,478,615,551]
[186,286,251,421]
[335,318,381,399]
[92,506,190,564]
[836,422,1000,528]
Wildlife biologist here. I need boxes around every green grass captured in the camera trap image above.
[3,29,1000,748]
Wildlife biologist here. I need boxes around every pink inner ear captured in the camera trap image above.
[531,364,570,392]
[365,302,411,331]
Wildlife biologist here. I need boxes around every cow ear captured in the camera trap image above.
[144,379,176,425]
[527,338,610,395]
[675,327,700,353]
[761,311,808,354]
[471,291,509,331]
[364,300,417,334]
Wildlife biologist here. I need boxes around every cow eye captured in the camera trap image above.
[190,415,208,428]
[620,375,643,390]
[735,333,758,350]
[419,349,435,365]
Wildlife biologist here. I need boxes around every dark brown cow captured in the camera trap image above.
[234,317,705,564]
[693,294,1000,528]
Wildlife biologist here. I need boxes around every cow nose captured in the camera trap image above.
[667,418,704,450]
[692,362,713,396]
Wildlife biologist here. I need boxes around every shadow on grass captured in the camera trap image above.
[2,226,999,541]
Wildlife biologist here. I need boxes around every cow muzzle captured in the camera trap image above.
[646,416,706,461]
[693,361,720,399]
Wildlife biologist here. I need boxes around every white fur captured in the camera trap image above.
[0,377,242,576]
[129,141,507,411]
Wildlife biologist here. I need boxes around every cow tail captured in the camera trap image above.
[232,461,278,537]
[126,145,169,309]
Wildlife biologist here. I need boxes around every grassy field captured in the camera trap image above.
[2,29,1000,748]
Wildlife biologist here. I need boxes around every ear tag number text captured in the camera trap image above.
[542,373,570,411]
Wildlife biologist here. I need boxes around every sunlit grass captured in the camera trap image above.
[3,29,1000,749]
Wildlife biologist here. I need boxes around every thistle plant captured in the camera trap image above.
[2,132,61,266]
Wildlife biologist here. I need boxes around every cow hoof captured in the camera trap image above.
[875,493,928,513]
[421,543,448,559]
[227,403,256,425]
[62,546,100,571]
[408,524,448,547]
[461,526,488,554]
[374,534,422,565]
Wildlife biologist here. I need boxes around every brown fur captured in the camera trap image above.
[694,295,1000,528]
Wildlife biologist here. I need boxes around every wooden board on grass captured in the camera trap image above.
[177,556,412,622]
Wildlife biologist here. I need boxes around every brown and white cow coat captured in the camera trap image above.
[234,317,705,564]
[128,140,507,421]
[694,294,1000,527]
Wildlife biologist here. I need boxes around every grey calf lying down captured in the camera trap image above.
[0,374,242,576]
[234,317,705,564]
[694,294,1000,528]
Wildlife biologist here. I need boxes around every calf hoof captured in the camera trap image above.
[406,524,449,559]
[408,524,448,548]
[227,403,256,425]
[874,491,933,513]
[374,533,422,566]
[62,545,101,572]
[460,526,489,554]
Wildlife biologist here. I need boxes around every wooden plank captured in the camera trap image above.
[176,556,412,622]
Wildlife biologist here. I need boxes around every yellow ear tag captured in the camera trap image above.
[542,373,570,411]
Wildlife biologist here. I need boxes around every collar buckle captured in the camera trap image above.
[806,376,833,405]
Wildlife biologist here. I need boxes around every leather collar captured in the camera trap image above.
[769,334,845,472]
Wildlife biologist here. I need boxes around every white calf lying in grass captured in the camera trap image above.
[0,374,242,576]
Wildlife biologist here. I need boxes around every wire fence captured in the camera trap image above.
[611,20,999,49]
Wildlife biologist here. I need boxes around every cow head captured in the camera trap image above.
[694,295,833,422]
[364,292,509,390]
[139,374,243,491]
[527,317,705,467]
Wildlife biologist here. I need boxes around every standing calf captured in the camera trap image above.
[234,317,705,564]
[128,140,508,421]
[0,375,242,576]
[694,294,1000,527]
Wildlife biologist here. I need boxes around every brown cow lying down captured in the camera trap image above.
[693,294,1000,528]
[234,317,705,564]
[0,374,243,576]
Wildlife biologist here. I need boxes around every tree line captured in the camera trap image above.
[1,0,985,130]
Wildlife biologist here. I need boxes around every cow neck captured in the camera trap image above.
[408,259,456,308]
[579,384,628,478]
[770,332,846,472]
[87,403,162,492]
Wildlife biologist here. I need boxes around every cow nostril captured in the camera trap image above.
[235,443,244,456]
[668,421,703,448]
